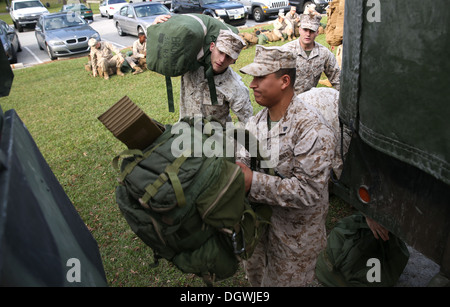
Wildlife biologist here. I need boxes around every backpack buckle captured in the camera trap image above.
[232,230,245,254]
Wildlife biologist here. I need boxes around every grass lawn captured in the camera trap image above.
[0,22,354,286]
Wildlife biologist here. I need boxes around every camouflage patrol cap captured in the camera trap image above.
[88,38,98,48]
[239,45,296,77]
[215,29,246,60]
[300,14,322,32]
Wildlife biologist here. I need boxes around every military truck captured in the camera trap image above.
[332,0,450,285]
[0,45,107,286]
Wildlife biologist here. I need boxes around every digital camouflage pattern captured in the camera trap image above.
[297,87,351,178]
[237,94,336,286]
[215,29,246,60]
[179,66,253,126]
[239,45,296,77]
[281,40,341,94]
[299,13,322,32]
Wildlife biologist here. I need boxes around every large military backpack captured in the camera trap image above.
[113,117,272,285]
[146,14,239,112]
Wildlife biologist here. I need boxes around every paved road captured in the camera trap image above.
[13,14,273,68]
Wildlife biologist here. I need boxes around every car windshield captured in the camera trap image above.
[135,4,170,18]
[202,0,229,4]
[44,14,86,30]
[64,4,89,10]
[109,0,126,4]
[14,0,45,9]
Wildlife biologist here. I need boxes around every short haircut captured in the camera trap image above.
[274,68,296,87]
[138,32,146,37]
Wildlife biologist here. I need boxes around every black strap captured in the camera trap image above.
[204,64,218,106]
[165,76,174,112]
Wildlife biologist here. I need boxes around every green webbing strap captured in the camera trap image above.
[140,150,191,207]
[205,65,218,106]
[114,140,167,183]
[112,149,145,182]
[165,76,175,112]
[141,172,169,204]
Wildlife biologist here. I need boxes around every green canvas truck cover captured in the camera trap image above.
[339,0,450,185]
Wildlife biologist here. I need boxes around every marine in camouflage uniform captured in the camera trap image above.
[180,30,253,126]
[281,13,340,94]
[88,38,125,80]
[237,46,336,286]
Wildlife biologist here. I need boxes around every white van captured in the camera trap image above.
[9,0,49,32]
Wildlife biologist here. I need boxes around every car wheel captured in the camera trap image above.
[253,7,265,22]
[116,22,125,36]
[17,23,23,33]
[46,44,56,61]
[107,11,112,19]
[17,40,22,52]
[10,46,18,64]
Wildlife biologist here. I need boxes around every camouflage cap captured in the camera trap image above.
[300,14,322,32]
[239,45,296,77]
[88,38,98,48]
[215,29,246,60]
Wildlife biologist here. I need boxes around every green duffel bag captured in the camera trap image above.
[315,213,410,287]
[146,14,239,112]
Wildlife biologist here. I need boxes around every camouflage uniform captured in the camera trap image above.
[90,41,124,77]
[238,46,337,286]
[273,14,293,40]
[297,87,351,178]
[281,14,341,94]
[180,67,253,126]
[125,38,146,69]
[179,30,253,126]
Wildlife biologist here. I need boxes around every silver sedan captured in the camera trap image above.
[113,2,171,37]
[35,12,100,60]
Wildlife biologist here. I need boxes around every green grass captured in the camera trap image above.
[0,26,353,287]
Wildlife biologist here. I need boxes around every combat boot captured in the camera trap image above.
[116,67,124,77]
[133,67,143,75]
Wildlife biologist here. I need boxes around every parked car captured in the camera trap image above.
[171,0,248,27]
[60,3,94,22]
[99,0,128,19]
[35,12,101,60]
[289,0,331,14]
[0,19,22,64]
[237,0,290,22]
[114,2,171,36]
[8,0,49,32]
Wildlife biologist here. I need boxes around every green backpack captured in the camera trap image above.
[113,117,272,285]
[315,213,410,287]
[146,14,239,112]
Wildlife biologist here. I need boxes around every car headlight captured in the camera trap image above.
[215,9,227,16]
[48,40,65,46]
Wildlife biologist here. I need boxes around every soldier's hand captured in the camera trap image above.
[236,162,253,193]
[365,216,389,241]
[152,14,171,25]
